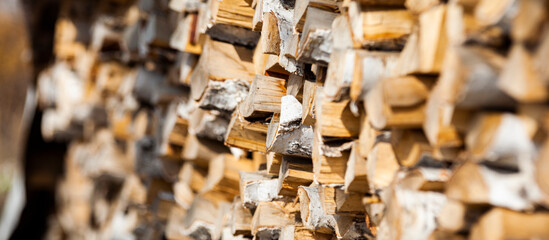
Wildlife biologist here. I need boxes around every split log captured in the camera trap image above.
[321,186,364,215]
[230,196,253,236]
[293,0,339,33]
[201,154,255,202]
[470,208,549,240]
[445,162,538,211]
[198,79,250,113]
[312,131,352,185]
[366,141,400,191]
[366,75,434,130]
[296,7,337,65]
[465,113,536,168]
[224,111,269,152]
[266,152,283,175]
[170,13,203,55]
[498,44,548,103]
[239,171,279,208]
[377,188,446,240]
[266,96,314,157]
[348,2,414,50]
[394,4,447,75]
[279,225,333,240]
[260,12,281,55]
[396,167,451,191]
[315,91,360,138]
[343,141,370,193]
[251,200,296,238]
[239,74,287,119]
[390,129,433,167]
[277,156,314,196]
[190,38,255,101]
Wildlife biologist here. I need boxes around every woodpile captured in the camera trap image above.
[36,0,549,239]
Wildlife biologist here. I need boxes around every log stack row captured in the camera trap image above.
[38,0,549,239]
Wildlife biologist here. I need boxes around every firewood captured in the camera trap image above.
[465,113,536,168]
[536,139,549,207]
[498,44,548,103]
[301,78,320,125]
[279,225,333,240]
[445,162,538,211]
[201,154,255,202]
[266,152,283,175]
[251,200,296,238]
[230,196,253,236]
[239,171,279,208]
[349,51,399,102]
[208,0,255,30]
[312,130,352,185]
[266,97,314,157]
[190,38,255,100]
[286,74,304,97]
[169,0,201,13]
[293,0,339,33]
[348,2,414,50]
[225,111,269,152]
[390,129,433,167]
[332,14,355,50]
[298,185,370,239]
[315,91,360,138]
[378,188,446,240]
[344,141,370,193]
[396,167,451,191]
[366,141,400,191]
[252,0,264,31]
[239,74,287,119]
[320,186,364,215]
[170,13,203,55]
[277,156,314,196]
[470,208,549,240]
[437,46,515,109]
[437,199,489,234]
[298,185,336,234]
[395,4,447,75]
[198,79,250,113]
[261,12,281,55]
[366,75,434,130]
[30,0,549,238]
[181,133,231,167]
[405,0,441,14]
[180,195,219,239]
[297,7,338,65]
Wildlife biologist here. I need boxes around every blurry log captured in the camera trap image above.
[348,2,414,50]
[445,162,537,211]
[366,141,400,191]
[366,75,433,130]
[201,154,255,202]
[230,196,253,236]
[395,5,447,75]
[470,208,549,240]
[344,142,369,193]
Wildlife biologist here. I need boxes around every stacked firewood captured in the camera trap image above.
[37,0,549,239]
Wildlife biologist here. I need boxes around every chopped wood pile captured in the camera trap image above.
[37,0,549,239]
